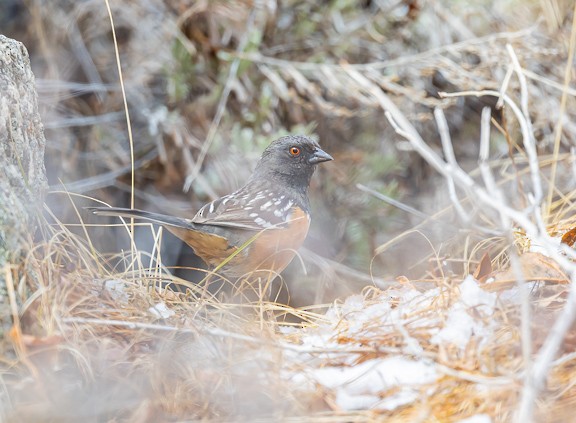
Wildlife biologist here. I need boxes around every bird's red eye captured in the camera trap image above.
[289,146,301,156]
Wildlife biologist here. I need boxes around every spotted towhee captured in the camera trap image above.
[88,135,333,280]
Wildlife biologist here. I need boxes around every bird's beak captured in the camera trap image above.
[308,148,333,164]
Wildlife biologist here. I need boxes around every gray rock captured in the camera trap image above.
[0,35,47,264]
[0,34,48,328]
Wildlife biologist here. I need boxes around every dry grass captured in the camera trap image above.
[3,204,576,421]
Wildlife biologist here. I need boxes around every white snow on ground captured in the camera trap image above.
[287,276,500,411]
[431,275,497,350]
[309,356,438,410]
[104,279,128,302]
[457,414,493,423]
[149,301,175,319]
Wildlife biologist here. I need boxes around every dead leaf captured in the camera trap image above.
[474,252,493,282]
[20,333,64,348]
[481,252,569,291]
[561,226,576,247]
[396,275,411,284]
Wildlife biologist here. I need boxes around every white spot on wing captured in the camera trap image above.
[248,191,266,205]
[282,200,294,212]
[254,217,273,228]
[209,202,215,213]
[260,200,273,210]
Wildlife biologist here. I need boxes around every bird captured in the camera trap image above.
[87,135,333,280]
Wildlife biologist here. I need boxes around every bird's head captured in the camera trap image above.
[252,135,333,189]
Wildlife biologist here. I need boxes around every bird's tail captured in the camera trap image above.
[86,207,192,229]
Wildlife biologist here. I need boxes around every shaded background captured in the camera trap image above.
[2,0,574,305]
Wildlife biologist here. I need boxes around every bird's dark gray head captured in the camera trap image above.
[251,135,333,190]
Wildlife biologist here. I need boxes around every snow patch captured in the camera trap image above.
[104,279,128,302]
[431,276,496,350]
[457,414,492,423]
[148,302,174,319]
[310,357,437,411]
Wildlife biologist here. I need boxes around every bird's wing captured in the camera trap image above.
[191,187,300,231]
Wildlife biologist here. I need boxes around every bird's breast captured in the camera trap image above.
[231,206,311,278]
